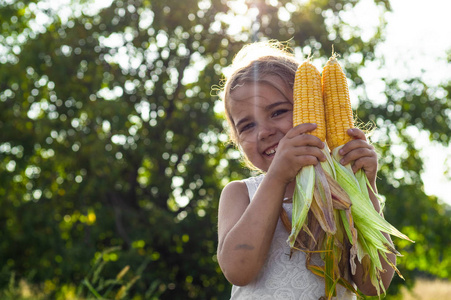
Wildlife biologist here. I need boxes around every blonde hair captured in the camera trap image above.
[219,40,300,169]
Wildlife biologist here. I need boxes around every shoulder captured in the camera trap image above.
[220,180,248,202]
[241,174,265,186]
[217,180,250,241]
[220,174,264,200]
[218,179,251,216]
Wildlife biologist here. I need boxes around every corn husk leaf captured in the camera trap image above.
[288,165,315,248]
[312,164,336,234]
[331,147,413,243]
[324,234,337,298]
[329,145,414,295]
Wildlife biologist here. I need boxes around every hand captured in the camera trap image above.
[267,123,326,185]
[338,128,378,186]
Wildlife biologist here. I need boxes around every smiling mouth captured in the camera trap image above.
[264,145,278,156]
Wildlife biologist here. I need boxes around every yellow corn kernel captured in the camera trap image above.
[293,60,326,142]
[322,54,354,150]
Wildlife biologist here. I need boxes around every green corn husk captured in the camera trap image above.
[289,145,339,249]
[314,164,337,234]
[288,147,359,298]
[287,141,414,299]
[330,145,414,296]
[288,164,315,248]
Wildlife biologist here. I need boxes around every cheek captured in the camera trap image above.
[238,140,258,158]
[239,140,253,153]
[237,129,256,144]
[281,116,293,133]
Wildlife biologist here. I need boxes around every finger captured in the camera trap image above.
[291,134,325,149]
[351,157,377,174]
[288,123,318,137]
[347,128,367,140]
[339,139,373,157]
[296,154,321,168]
[341,147,376,165]
[340,147,376,166]
[351,158,366,173]
[294,146,327,162]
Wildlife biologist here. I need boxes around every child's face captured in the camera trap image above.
[229,75,293,172]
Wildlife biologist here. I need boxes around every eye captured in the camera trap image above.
[272,109,289,118]
[239,122,254,133]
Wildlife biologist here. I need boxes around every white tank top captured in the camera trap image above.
[230,174,356,300]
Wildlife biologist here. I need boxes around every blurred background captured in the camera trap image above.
[0,0,450,299]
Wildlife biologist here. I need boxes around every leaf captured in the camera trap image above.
[324,234,337,298]
[312,164,336,234]
[289,165,315,248]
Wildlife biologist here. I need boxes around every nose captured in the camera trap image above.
[258,124,276,141]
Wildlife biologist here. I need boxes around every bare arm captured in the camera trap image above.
[217,123,326,286]
[217,174,288,286]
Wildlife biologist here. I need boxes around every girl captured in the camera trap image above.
[216,41,396,299]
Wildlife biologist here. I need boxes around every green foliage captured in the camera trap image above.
[357,77,451,297]
[75,247,156,300]
[0,247,157,300]
[0,0,450,299]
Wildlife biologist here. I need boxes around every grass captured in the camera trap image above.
[401,278,451,300]
[0,247,162,300]
[2,267,450,299]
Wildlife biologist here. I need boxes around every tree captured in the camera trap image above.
[357,77,451,297]
[1,0,238,298]
[0,0,449,299]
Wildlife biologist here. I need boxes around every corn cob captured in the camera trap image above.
[289,60,319,248]
[322,54,354,151]
[293,60,326,140]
